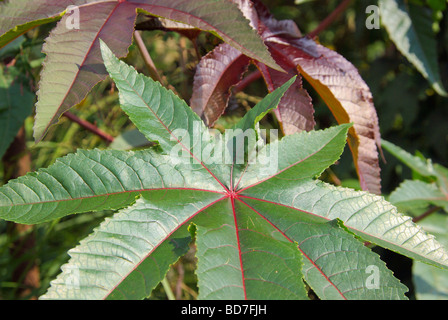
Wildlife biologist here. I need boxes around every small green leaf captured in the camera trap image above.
[379,0,447,96]
[233,76,297,132]
[381,139,436,178]
[390,180,448,212]
[412,213,448,300]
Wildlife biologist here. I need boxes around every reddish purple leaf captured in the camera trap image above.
[35,1,138,142]
[285,38,382,194]
[256,61,315,134]
[190,43,251,126]
[135,16,201,41]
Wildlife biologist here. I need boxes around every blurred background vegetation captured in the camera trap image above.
[0,0,447,299]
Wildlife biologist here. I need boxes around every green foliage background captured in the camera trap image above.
[0,0,447,299]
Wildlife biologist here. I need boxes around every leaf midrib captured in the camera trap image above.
[0,187,226,208]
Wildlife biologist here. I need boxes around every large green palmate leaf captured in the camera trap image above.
[0,0,280,142]
[382,137,448,300]
[1,42,447,299]
[381,139,437,179]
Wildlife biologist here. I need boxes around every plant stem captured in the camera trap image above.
[233,70,262,94]
[134,30,165,85]
[175,262,185,300]
[161,277,176,300]
[63,111,114,143]
[134,30,180,95]
[412,206,442,223]
[308,0,353,38]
